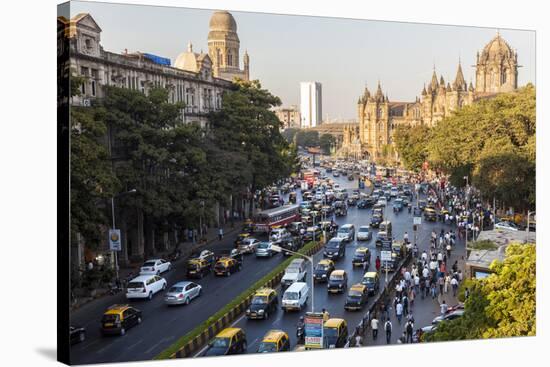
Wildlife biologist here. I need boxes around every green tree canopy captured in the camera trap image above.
[319,134,336,155]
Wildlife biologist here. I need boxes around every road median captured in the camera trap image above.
[155,239,325,360]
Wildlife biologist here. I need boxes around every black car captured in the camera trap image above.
[323,238,346,260]
[70,326,86,345]
[375,231,391,247]
[327,270,348,294]
[370,214,383,228]
[314,260,335,282]
[246,288,278,319]
[418,200,427,211]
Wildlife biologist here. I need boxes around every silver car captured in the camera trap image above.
[238,238,260,254]
[164,281,202,305]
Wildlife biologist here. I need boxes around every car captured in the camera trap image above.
[238,237,260,254]
[327,270,348,294]
[344,284,369,311]
[204,328,247,356]
[281,282,310,311]
[234,233,252,248]
[432,309,465,324]
[101,304,142,336]
[424,207,437,221]
[314,259,335,282]
[377,197,387,206]
[186,258,211,278]
[126,274,167,300]
[256,241,276,258]
[375,231,391,246]
[324,238,346,260]
[257,330,290,353]
[323,318,348,348]
[370,214,383,228]
[333,171,340,177]
[288,221,305,236]
[361,271,380,295]
[418,200,427,211]
[281,259,308,288]
[357,199,372,209]
[214,257,241,276]
[303,226,322,242]
[393,198,404,212]
[188,249,216,268]
[164,281,202,305]
[356,225,372,241]
[271,227,290,241]
[336,224,355,242]
[246,288,278,319]
[139,259,171,275]
[390,188,398,197]
[70,326,86,345]
[352,247,371,268]
[495,221,520,231]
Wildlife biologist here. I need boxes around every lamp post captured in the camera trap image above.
[111,189,137,281]
[526,211,535,242]
[271,245,315,313]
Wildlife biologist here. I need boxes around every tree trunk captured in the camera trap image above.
[120,215,129,266]
[136,208,145,261]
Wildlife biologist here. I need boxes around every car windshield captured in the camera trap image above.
[316,264,328,271]
[251,296,268,305]
[324,327,339,338]
[283,292,299,300]
[327,243,340,249]
[102,314,120,323]
[127,281,144,289]
[188,263,199,269]
[358,228,369,233]
[211,337,229,348]
[330,274,344,281]
[354,251,366,257]
[168,286,183,293]
[364,277,376,284]
[348,289,363,297]
[143,261,156,267]
[258,242,270,249]
[286,267,299,274]
[258,342,277,353]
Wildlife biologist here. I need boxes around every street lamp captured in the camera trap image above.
[271,245,315,313]
[526,211,535,242]
[111,188,137,281]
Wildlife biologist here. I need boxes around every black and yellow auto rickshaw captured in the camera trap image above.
[323,319,348,348]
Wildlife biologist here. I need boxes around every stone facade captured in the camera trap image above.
[345,33,519,161]
[60,12,237,127]
[275,105,301,129]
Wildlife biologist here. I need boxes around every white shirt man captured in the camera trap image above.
[437,252,443,262]
[371,318,379,331]
[414,275,420,286]
[421,251,428,262]
[396,302,403,316]
[422,267,430,278]
[429,260,438,271]
[404,271,411,282]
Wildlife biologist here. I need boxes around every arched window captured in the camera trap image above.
[377,108,382,118]
[502,69,507,83]
[227,51,233,67]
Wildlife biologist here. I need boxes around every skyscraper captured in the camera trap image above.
[300,81,322,128]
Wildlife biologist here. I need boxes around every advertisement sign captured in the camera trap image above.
[109,229,122,251]
[381,250,392,262]
[413,216,422,225]
[304,313,324,349]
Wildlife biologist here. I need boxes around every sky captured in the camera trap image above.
[70,1,536,120]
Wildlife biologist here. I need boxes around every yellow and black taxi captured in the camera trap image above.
[242,219,254,233]
[186,258,211,279]
[257,330,290,353]
[327,270,348,294]
[100,304,142,336]
[204,328,247,356]
[352,247,371,268]
[392,241,406,259]
[344,284,369,311]
[424,206,437,221]
[246,288,278,320]
[314,259,335,283]
[323,318,348,348]
[361,271,380,295]
[234,233,251,247]
[214,257,241,276]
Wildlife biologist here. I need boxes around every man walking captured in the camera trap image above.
[371,316,379,340]
[218,227,224,241]
[405,320,414,343]
[451,276,459,297]
[396,301,403,324]
[440,300,448,316]
[384,319,393,344]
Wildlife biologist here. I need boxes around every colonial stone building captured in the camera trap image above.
[59,11,250,127]
[274,105,301,129]
[344,32,520,161]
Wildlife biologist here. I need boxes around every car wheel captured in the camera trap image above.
[227,270,231,277]
[79,332,85,343]
[185,297,190,305]
[148,291,153,300]
[156,270,160,275]
[162,283,166,290]
[242,341,247,352]
[264,311,269,319]
[168,265,172,271]
[137,317,142,324]
[120,328,126,336]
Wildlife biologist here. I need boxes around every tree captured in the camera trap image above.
[295,130,320,148]
[393,124,430,171]
[319,134,336,155]
[426,243,536,342]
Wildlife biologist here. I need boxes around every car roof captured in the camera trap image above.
[255,287,275,297]
[355,247,369,253]
[331,270,346,276]
[129,274,159,282]
[364,271,378,277]
[318,259,333,265]
[262,330,287,342]
[350,284,367,292]
[341,224,354,228]
[104,304,133,314]
[171,281,194,288]
[324,318,346,328]
[217,328,242,338]
[143,259,161,262]
[359,226,370,230]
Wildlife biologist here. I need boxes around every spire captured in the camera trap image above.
[375,80,384,102]
[187,41,193,52]
[439,76,445,86]
[468,80,474,91]
[430,68,438,90]
[421,83,427,96]
[453,60,466,91]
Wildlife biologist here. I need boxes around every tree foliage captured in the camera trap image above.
[393,124,431,171]
[319,133,336,155]
[426,243,536,342]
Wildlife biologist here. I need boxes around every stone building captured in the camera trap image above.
[346,32,520,161]
[60,11,247,127]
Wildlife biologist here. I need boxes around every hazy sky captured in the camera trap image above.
[71,1,535,120]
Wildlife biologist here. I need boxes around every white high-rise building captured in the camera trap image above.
[300,82,322,128]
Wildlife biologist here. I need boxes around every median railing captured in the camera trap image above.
[155,239,326,360]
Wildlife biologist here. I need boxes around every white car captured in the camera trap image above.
[357,226,372,241]
[140,259,172,275]
[432,309,465,324]
[270,228,289,241]
[126,274,167,300]
[377,197,387,207]
[238,238,260,254]
[164,281,202,305]
[494,221,519,231]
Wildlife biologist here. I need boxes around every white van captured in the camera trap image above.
[281,259,308,288]
[337,224,355,242]
[126,274,167,300]
[281,282,309,311]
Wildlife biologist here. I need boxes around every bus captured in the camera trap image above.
[253,204,301,233]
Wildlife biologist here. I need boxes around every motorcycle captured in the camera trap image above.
[296,322,305,345]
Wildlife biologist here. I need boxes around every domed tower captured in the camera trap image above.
[207,10,249,81]
[475,31,518,93]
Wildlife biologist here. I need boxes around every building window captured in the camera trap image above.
[227,51,233,67]
[502,69,507,83]
[91,80,96,96]
[80,66,89,77]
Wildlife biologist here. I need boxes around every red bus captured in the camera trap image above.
[253,204,301,233]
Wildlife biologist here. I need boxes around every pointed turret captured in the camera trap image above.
[447,82,452,91]
[439,76,445,86]
[468,81,474,91]
[430,68,438,90]
[421,84,427,96]
[375,81,384,102]
[453,60,467,91]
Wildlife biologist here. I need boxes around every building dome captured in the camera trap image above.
[209,11,237,33]
[480,33,513,62]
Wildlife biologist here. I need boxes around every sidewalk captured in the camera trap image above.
[70,220,244,311]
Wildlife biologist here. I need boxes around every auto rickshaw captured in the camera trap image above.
[289,192,297,204]
[391,241,406,259]
[234,233,251,247]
